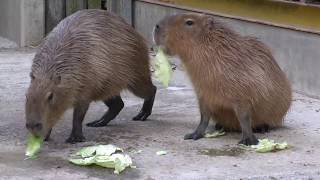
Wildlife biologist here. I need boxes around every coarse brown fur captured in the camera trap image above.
[25,9,156,143]
[154,13,292,145]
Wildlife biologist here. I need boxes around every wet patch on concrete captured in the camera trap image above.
[200,146,245,157]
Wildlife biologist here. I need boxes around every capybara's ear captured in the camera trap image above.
[30,72,35,81]
[205,17,215,31]
[46,91,54,103]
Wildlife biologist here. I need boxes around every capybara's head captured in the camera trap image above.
[25,69,72,138]
[154,13,218,56]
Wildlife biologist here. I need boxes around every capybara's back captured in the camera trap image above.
[33,9,151,101]
[26,9,156,143]
[213,36,292,131]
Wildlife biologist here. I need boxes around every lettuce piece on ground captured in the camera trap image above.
[76,145,122,158]
[95,153,133,174]
[275,142,289,150]
[69,156,96,166]
[94,155,117,168]
[25,134,43,159]
[95,145,123,156]
[113,154,133,174]
[251,139,289,153]
[153,48,172,87]
[131,150,142,154]
[75,146,98,158]
[69,144,133,174]
[156,151,167,156]
[204,130,226,138]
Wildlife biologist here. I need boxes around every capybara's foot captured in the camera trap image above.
[86,118,109,127]
[66,134,85,144]
[238,136,258,145]
[215,123,224,131]
[132,111,151,121]
[184,132,204,140]
[253,124,270,134]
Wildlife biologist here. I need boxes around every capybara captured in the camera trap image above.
[25,9,156,143]
[154,13,292,145]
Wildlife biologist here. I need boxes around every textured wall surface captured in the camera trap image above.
[0,0,44,47]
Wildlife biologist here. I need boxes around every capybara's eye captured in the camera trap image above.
[47,92,54,102]
[185,20,194,26]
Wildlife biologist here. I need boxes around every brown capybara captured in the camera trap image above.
[154,13,292,145]
[25,9,156,143]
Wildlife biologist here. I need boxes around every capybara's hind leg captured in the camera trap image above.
[253,124,270,134]
[86,96,124,127]
[234,105,258,145]
[66,103,89,143]
[130,81,157,121]
[184,103,210,140]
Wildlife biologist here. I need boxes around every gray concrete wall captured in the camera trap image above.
[0,0,21,47]
[134,1,320,98]
[21,0,45,46]
[107,0,133,25]
[0,0,44,47]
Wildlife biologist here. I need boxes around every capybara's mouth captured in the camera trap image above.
[153,45,173,57]
[27,125,49,139]
[162,47,172,56]
[27,129,43,139]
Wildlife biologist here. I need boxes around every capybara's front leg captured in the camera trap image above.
[184,102,210,140]
[234,105,258,145]
[66,103,89,143]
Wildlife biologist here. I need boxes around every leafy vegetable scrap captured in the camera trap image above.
[69,144,134,174]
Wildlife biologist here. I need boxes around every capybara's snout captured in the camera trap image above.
[26,122,43,136]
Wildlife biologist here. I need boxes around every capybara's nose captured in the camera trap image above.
[155,24,160,31]
[153,24,161,44]
[26,122,42,131]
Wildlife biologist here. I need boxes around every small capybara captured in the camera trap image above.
[154,13,292,145]
[25,9,156,143]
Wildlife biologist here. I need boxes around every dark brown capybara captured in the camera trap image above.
[25,9,156,143]
[154,13,292,145]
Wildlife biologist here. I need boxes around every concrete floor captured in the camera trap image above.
[0,49,320,180]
